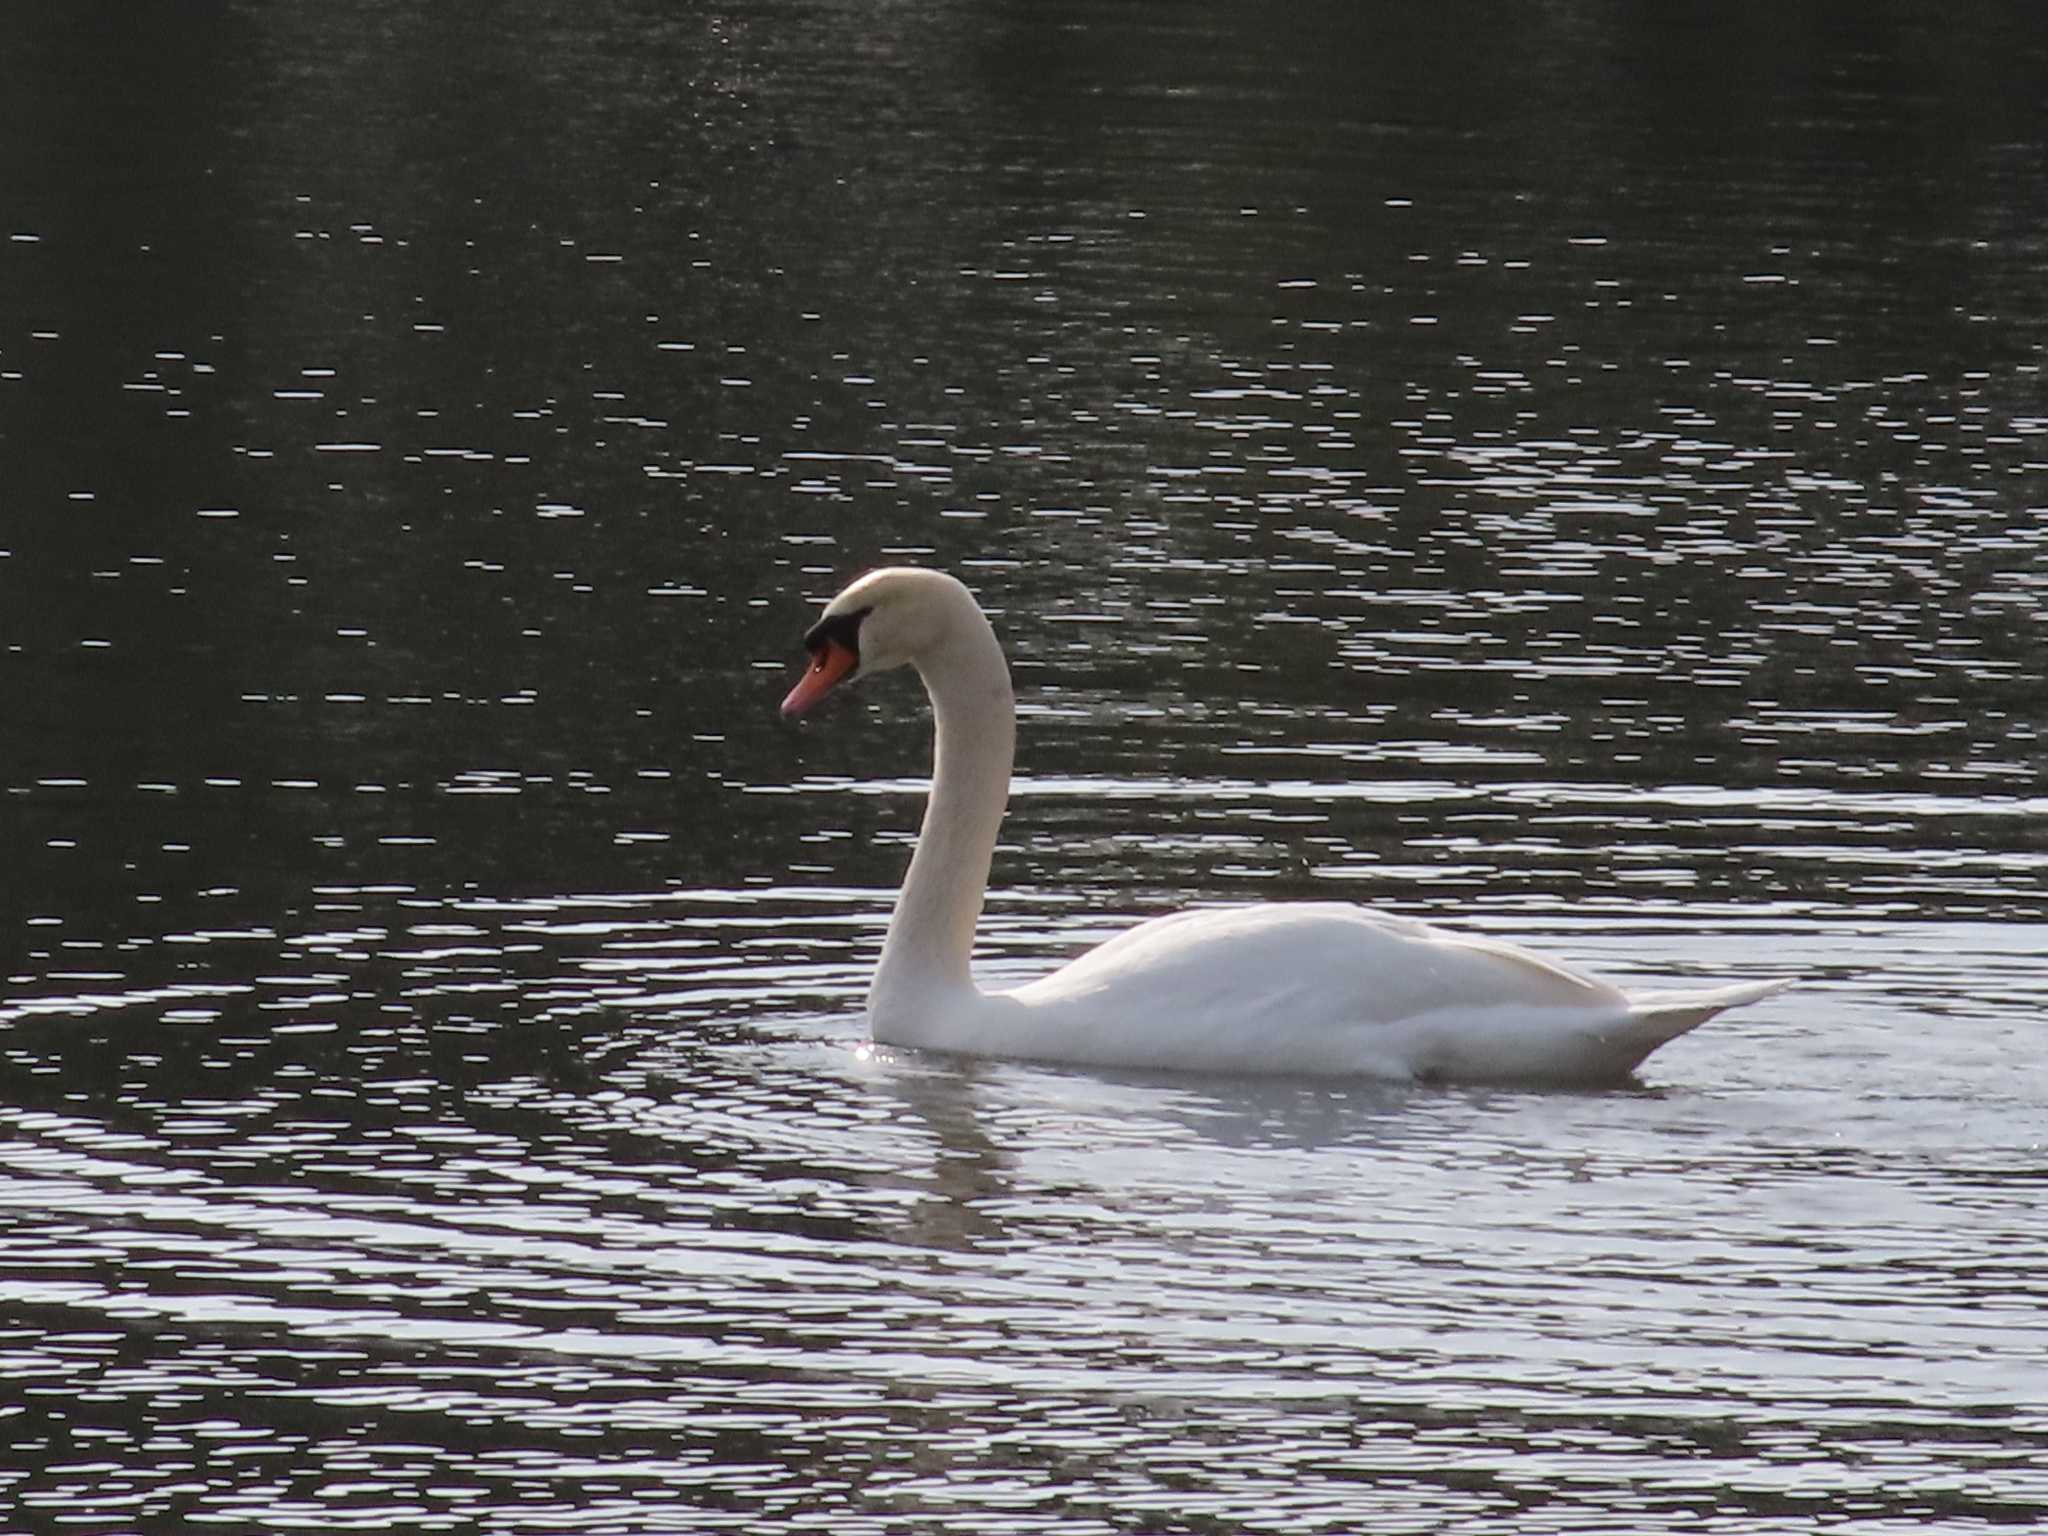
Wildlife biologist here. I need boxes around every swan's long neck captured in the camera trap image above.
[871,605,1014,1024]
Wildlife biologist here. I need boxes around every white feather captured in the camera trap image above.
[787,568,1790,1085]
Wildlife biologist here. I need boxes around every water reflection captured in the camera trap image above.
[3,900,2044,1528]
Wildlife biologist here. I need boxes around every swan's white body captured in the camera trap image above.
[784,568,1787,1086]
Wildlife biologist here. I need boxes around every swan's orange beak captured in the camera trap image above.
[781,639,858,717]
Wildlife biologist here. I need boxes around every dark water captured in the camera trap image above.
[5,3,2047,1530]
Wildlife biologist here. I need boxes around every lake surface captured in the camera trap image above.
[4,2,2046,1530]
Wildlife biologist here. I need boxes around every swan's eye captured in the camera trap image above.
[801,604,871,662]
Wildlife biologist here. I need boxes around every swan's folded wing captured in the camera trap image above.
[1006,903,1622,1032]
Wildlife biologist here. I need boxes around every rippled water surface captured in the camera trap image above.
[4,3,2046,1530]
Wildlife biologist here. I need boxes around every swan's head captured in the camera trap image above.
[781,567,979,717]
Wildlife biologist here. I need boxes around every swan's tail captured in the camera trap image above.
[1617,977,1792,1058]
[1415,977,1793,1086]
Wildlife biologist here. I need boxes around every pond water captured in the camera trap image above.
[3,3,2046,1530]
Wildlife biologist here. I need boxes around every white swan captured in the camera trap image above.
[782,567,1787,1085]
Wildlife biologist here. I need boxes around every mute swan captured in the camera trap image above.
[782,567,1787,1085]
